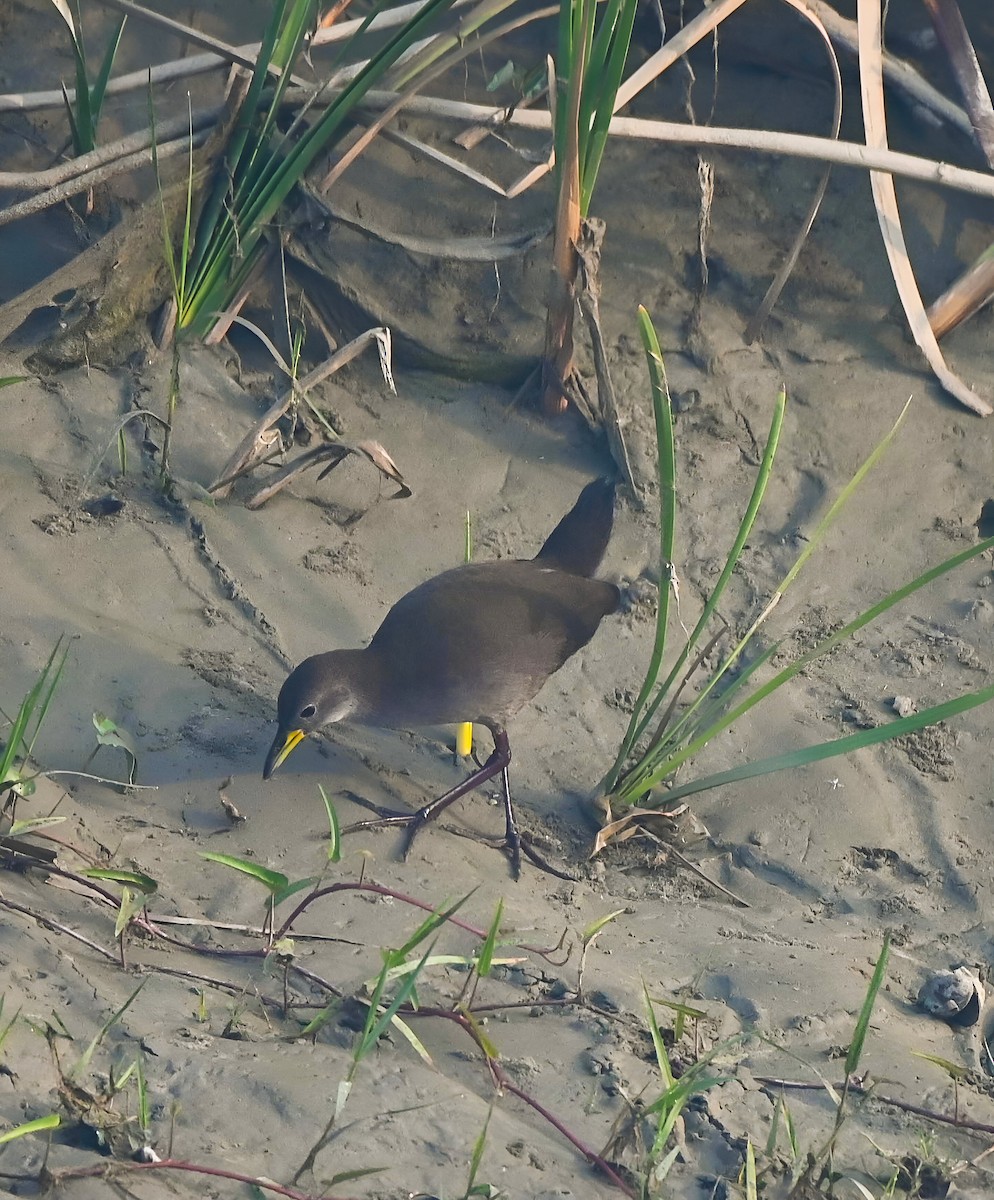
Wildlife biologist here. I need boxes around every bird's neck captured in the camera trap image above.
[332,647,386,723]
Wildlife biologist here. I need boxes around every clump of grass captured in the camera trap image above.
[1,637,71,808]
[542,0,638,415]
[171,0,464,340]
[596,308,994,842]
[50,1,126,159]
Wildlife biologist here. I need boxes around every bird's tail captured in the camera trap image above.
[534,478,616,577]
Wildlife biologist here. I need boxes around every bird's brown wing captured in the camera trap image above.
[366,561,619,729]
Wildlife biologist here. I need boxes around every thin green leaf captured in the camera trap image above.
[71,980,145,1078]
[465,1102,494,1197]
[648,677,994,806]
[744,1139,758,1200]
[582,908,626,943]
[476,899,503,978]
[114,887,145,939]
[83,868,158,895]
[271,876,319,907]
[604,307,676,790]
[846,932,890,1077]
[911,1050,969,1079]
[0,1113,61,1145]
[89,15,127,134]
[618,386,787,788]
[199,852,288,894]
[643,979,675,1090]
[780,398,911,596]
[92,713,139,784]
[9,815,66,836]
[318,784,341,862]
[1,637,70,786]
[387,1011,433,1066]
[298,998,340,1038]
[136,1052,150,1135]
[352,944,433,1068]
[458,1005,501,1061]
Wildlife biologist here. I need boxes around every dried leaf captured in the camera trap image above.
[356,439,411,497]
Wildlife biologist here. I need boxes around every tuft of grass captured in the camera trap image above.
[596,309,994,836]
[173,0,465,339]
[541,0,638,413]
[1,637,71,806]
[51,0,126,159]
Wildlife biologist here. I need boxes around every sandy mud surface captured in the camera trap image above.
[2,3,994,1197]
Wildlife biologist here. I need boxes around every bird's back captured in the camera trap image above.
[366,560,619,729]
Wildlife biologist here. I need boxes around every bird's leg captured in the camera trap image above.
[341,727,511,844]
[341,728,574,880]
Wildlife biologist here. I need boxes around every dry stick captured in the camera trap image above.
[46,1159,344,1200]
[803,0,974,140]
[745,0,842,343]
[753,1075,994,1138]
[918,0,994,339]
[319,5,559,194]
[921,0,994,166]
[0,0,479,114]
[0,895,118,962]
[928,251,994,339]
[0,133,208,228]
[90,0,281,75]
[7,92,994,225]
[0,108,222,190]
[857,0,989,417]
[353,91,994,202]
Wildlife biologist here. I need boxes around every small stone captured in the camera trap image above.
[918,966,984,1027]
[891,695,916,718]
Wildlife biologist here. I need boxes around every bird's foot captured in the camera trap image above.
[341,806,423,834]
[452,827,577,882]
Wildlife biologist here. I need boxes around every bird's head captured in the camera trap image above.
[262,653,358,779]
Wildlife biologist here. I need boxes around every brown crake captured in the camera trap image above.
[263,478,619,875]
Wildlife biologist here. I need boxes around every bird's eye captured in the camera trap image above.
[300,704,316,719]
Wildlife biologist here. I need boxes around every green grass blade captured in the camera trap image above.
[318,784,341,862]
[643,979,675,1089]
[625,530,994,802]
[199,851,288,894]
[622,386,786,772]
[0,1114,61,1145]
[89,14,127,134]
[647,677,994,804]
[476,899,503,978]
[846,932,890,1077]
[353,944,432,1067]
[183,0,458,334]
[185,0,292,283]
[394,892,473,960]
[603,307,675,791]
[61,83,82,157]
[579,0,638,214]
[779,398,911,597]
[26,637,70,758]
[70,11,94,155]
[1,637,69,785]
[71,981,145,1078]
